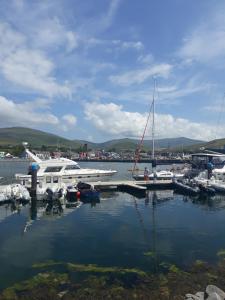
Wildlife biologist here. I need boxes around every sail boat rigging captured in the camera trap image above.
[133,79,185,181]
[132,100,154,175]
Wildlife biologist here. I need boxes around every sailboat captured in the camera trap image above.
[133,80,185,181]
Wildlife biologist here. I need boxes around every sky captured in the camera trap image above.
[0,0,225,142]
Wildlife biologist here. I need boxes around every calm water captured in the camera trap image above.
[1,161,225,289]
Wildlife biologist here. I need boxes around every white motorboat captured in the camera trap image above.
[16,147,117,188]
[0,183,31,203]
[194,162,225,193]
[34,174,67,201]
[209,181,225,193]
[133,170,184,181]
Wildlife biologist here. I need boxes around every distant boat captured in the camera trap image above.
[133,170,184,181]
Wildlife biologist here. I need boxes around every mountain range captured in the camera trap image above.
[0,126,223,152]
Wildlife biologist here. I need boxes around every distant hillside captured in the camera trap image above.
[178,138,225,153]
[0,127,81,149]
[89,137,204,151]
[204,138,225,149]
[0,127,205,151]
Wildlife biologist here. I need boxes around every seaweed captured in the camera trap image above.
[1,259,225,300]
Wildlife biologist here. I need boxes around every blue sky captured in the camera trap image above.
[0,0,225,142]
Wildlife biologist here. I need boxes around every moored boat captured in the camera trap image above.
[173,179,200,196]
[0,183,31,203]
[16,147,117,188]
[133,170,184,181]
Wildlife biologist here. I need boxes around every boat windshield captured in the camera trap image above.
[65,165,80,170]
[44,166,63,173]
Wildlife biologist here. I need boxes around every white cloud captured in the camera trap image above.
[33,17,78,52]
[81,0,122,35]
[13,0,24,10]
[203,95,225,113]
[109,64,172,86]
[66,31,78,52]
[96,0,122,32]
[121,41,144,51]
[85,37,144,53]
[137,53,154,64]
[62,114,77,126]
[178,8,225,64]
[0,96,59,127]
[84,101,224,141]
[0,22,71,97]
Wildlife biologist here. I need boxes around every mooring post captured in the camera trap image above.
[30,195,37,220]
[30,162,38,197]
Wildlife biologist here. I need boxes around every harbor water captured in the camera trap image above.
[1,161,225,290]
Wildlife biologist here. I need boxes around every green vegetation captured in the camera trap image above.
[217,249,225,257]
[0,127,205,153]
[2,126,225,154]
[1,259,225,300]
[33,261,147,278]
[0,127,81,149]
[143,251,156,257]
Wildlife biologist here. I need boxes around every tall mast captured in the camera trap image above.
[152,78,156,160]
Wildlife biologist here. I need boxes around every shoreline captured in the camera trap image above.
[76,158,190,164]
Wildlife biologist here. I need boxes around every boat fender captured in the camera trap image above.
[76,191,81,199]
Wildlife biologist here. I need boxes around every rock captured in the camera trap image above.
[206,292,222,300]
[196,292,205,299]
[58,290,68,298]
[206,285,225,299]
[185,292,204,300]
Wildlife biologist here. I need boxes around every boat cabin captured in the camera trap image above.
[191,153,225,170]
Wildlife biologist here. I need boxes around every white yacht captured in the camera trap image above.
[15,148,117,188]
[193,153,225,192]
[133,170,184,181]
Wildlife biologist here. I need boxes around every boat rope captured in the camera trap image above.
[132,95,154,175]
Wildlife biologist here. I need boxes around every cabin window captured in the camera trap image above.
[53,176,58,183]
[46,177,51,183]
[44,166,63,173]
[65,165,80,170]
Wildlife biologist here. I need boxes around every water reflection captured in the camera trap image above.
[180,193,225,211]
[1,188,225,289]
[145,190,174,206]
[0,199,29,223]
[0,194,101,235]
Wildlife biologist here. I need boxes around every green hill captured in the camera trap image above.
[94,137,204,151]
[0,127,205,152]
[183,138,225,152]
[0,127,81,149]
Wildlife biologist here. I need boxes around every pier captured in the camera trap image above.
[89,179,173,193]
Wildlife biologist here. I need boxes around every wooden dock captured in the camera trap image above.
[89,179,173,193]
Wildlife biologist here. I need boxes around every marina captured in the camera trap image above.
[1,156,225,299]
[1,0,225,298]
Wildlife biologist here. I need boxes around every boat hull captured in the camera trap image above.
[133,173,184,181]
[16,171,117,188]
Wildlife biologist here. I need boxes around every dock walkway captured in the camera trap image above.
[89,180,173,193]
